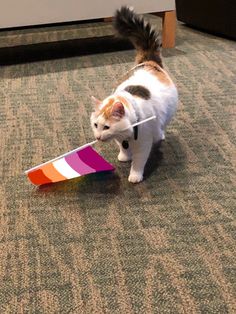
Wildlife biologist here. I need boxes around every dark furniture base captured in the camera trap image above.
[176,0,236,40]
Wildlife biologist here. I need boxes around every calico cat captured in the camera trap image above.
[90,7,178,183]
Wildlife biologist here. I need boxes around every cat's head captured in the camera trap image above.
[90,95,133,142]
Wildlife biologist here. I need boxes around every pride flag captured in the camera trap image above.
[25,116,156,186]
[26,145,115,186]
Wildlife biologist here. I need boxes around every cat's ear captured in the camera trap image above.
[91,96,101,110]
[111,102,125,119]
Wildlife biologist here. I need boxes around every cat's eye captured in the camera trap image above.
[94,123,98,128]
[103,125,110,130]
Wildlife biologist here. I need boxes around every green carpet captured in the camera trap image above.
[0,16,236,313]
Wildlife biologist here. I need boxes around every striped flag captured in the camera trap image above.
[26,146,115,186]
[25,116,156,186]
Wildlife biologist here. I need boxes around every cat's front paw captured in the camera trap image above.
[118,152,132,162]
[128,172,143,183]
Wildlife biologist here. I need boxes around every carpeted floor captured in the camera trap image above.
[0,16,236,313]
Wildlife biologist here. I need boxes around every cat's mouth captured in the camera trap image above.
[96,136,113,142]
[95,129,132,142]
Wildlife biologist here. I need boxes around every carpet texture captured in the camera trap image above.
[0,16,236,313]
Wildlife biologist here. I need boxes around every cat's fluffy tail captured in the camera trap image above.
[114,6,162,67]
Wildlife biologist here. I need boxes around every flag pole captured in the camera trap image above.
[123,115,156,130]
[24,115,156,174]
[24,140,98,174]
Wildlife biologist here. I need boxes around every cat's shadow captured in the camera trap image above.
[144,133,187,180]
[36,171,121,196]
[144,141,164,179]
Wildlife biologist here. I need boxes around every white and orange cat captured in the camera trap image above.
[91,7,178,183]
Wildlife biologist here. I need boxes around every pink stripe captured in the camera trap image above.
[65,150,95,176]
[78,146,114,172]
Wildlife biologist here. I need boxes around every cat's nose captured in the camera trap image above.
[96,136,101,140]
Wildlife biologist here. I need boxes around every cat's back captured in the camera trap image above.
[117,63,177,98]
[116,63,178,128]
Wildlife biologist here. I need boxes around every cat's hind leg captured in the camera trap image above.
[128,139,152,183]
[153,126,165,143]
[115,140,132,162]
[161,131,165,141]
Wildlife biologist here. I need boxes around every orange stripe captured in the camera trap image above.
[28,169,52,185]
[41,163,67,183]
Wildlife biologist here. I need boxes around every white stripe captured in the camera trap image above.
[53,158,80,179]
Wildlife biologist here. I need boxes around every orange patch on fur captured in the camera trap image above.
[135,51,163,68]
[116,96,130,109]
[143,61,173,86]
[99,97,115,118]
[99,96,130,119]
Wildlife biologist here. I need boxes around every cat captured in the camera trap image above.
[90,6,178,183]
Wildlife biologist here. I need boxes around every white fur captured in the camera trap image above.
[91,67,178,183]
